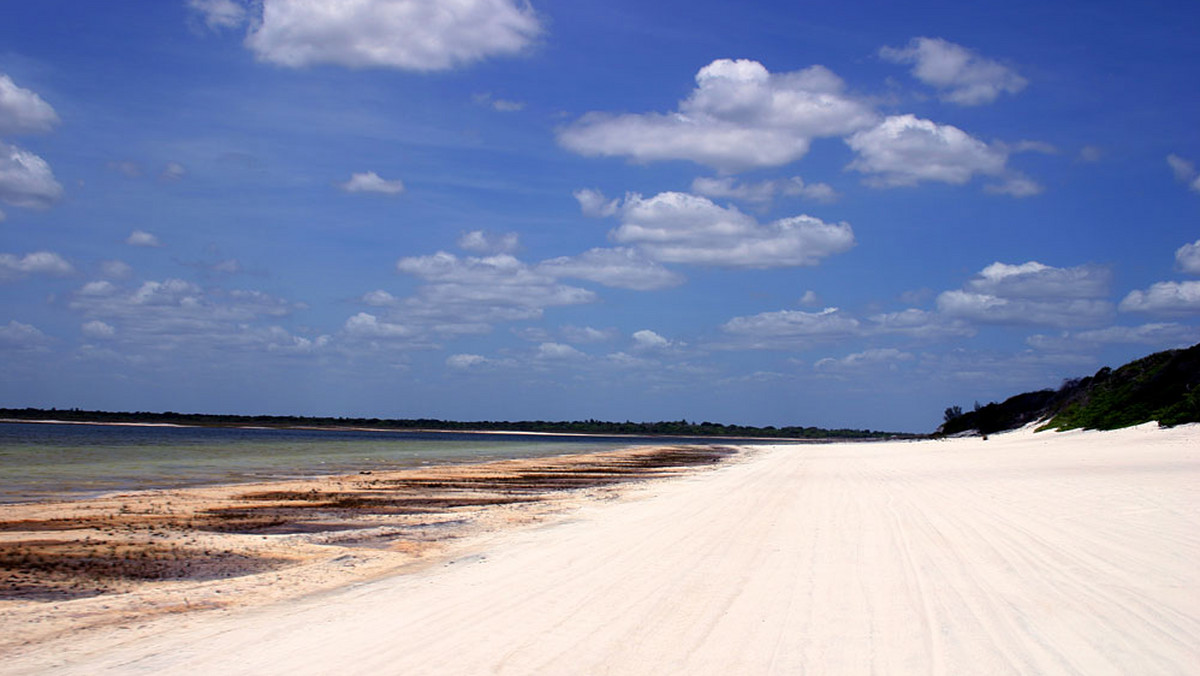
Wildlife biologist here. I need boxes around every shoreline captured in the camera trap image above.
[0,443,741,655]
[5,424,1197,673]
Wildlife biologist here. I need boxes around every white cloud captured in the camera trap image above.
[473,92,525,112]
[1028,323,1200,350]
[937,292,1112,327]
[965,261,1111,299]
[608,192,855,268]
[866,308,976,339]
[1167,154,1195,182]
[360,289,399,307]
[81,320,116,339]
[574,188,620,217]
[343,312,414,338]
[245,0,542,71]
[559,59,877,172]
[936,261,1114,327]
[536,342,585,360]
[0,74,59,135]
[126,230,163,247]
[815,348,914,373]
[537,247,684,291]
[984,174,1043,197]
[690,176,837,205]
[67,278,305,356]
[798,290,820,306]
[846,114,1011,188]
[0,320,50,350]
[721,307,861,349]
[1166,154,1200,192]
[1119,281,1200,315]
[631,329,671,351]
[446,353,487,369]
[0,141,63,209]
[0,251,73,280]
[1176,239,1200,275]
[458,230,519,254]
[880,37,1027,105]
[340,171,405,195]
[560,325,615,343]
[188,0,247,30]
[100,260,134,280]
[395,251,596,330]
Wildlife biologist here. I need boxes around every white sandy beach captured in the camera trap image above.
[5,424,1199,675]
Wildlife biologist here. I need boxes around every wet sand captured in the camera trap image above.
[0,444,736,656]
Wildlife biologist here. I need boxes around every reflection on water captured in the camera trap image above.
[0,423,655,503]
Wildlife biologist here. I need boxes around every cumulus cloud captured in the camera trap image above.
[0,74,59,135]
[473,92,525,112]
[560,325,615,344]
[937,261,1114,327]
[0,141,63,209]
[559,59,877,173]
[964,261,1111,298]
[815,348,914,373]
[458,230,519,255]
[343,312,414,339]
[1167,154,1200,192]
[846,114,1024,191]
[81,320,116,339]
[126,230,163,247]
[880,37,1027,105]
[67,278,306,357]
[574,188,620,218]
[1028,323,1200,351]
[605,191,855,268]
[536,342,585,360]
[1119,281,1200,316]
[721,307,861,349]
[0,320,50,350]
[100,260,134,279]
[1176,239,1200,275]
[339,171,405,194]
[188,0,247,30]
[537,247,684,291]
[243,0,542,71]
[446,353,487,369]
[690,176,837,205]
[866,308,975,339]
[630,329,678,351]
[395,251,596,329]
[0,251,73,280]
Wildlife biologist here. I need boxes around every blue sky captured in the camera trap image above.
[1,0,1198,432]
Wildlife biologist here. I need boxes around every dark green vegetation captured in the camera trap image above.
[940,342,1200,436]
[0,408,911,440]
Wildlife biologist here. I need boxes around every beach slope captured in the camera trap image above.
[6,424,1199,674]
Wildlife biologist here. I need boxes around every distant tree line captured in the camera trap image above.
[0,408,915,441]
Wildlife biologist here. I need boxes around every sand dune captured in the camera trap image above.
[5,424,1198,674]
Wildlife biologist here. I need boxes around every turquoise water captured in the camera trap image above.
[0,423,675,503]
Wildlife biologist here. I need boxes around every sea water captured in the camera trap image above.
[0,422,684,503]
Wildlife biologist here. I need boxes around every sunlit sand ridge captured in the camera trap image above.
[4,424,1198,674]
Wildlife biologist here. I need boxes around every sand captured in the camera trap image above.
[2,424,1198,674]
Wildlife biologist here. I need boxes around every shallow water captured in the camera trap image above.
[0,422,685,503]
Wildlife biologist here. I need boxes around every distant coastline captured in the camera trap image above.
[0,407,918,441]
